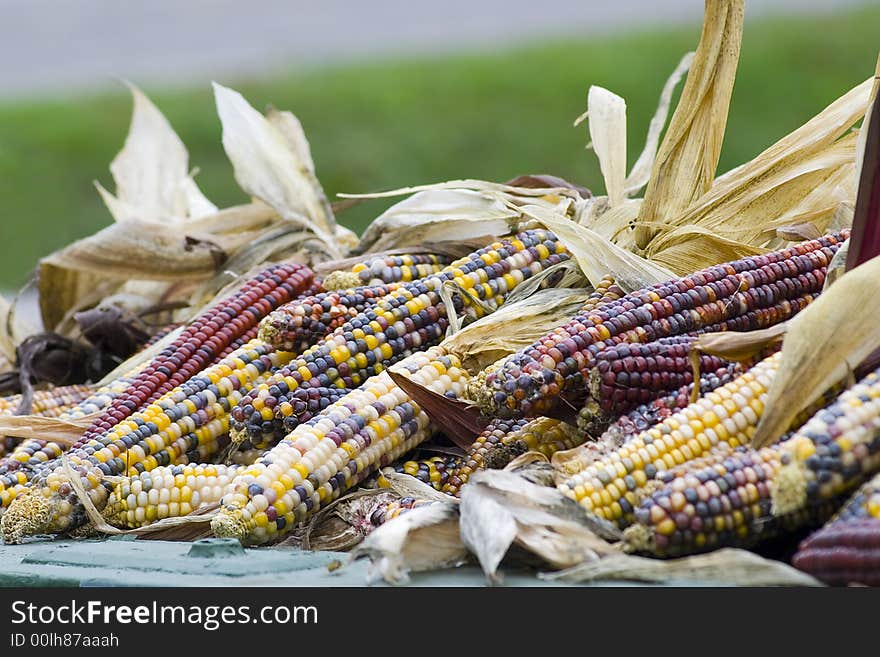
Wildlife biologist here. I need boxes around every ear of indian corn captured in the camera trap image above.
[464,275,625,411]
[791,472,880,586]
[212,346,469,545]
[557,353,781,528]
[771,364,880,517]
[229,230,569,448]
[103,463,242,529]
[622,443,835,557]
[79,263,314,446]
[1,340,295,543]
[621,371,878,557]
[578,336,731,436]
[323,253,450,290]
[0,366,147,511]
[442,416,584,496]
[480,232,847,419]
[258,283,402,353]
[0,384,93,418]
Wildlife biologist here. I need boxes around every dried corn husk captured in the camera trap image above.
[213,83,354,260]
[39,84,221,332]
[583,86,627,207]
[523,205,675,291]
[572,54,692,251]
[691,323,787,362]
[95,83,216,224]
[459,467,620,584]
[541,549,821,586]
[752,254,880,448]
[646,132,861,266]
[348,188,520,254]
[340,179,579,254]
[351,502,467,585]
[0,414,93,443]
[635,0,744,248]
[441,285,591,371]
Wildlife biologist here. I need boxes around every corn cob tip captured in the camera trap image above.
[1,491,52,545]
[256,322,279,346]
[621,523,654,554]
[770,463,808,516]
[322,270,361,291]
[210,509,248,542]
[465,363,502,415]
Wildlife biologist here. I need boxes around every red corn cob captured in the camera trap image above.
[78,263,314,445]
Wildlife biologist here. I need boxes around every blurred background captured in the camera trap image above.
[0,0,876,290]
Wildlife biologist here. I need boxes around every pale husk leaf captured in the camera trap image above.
[692,323,787,362]
[351,503,467,585]
[0,414,94,443]
[353,188,520,254]
[459,469,620,583]
[752,254,880,448]
[541,548,821,586]
[265,107,358,251]
[523,205,676,291]
[212,83,343,258]
[37,220,221,331]
[645,133,860,254]
[635,0,744,248]
[645,225,768,275]
[97,83,215,224]
[442,286,591,371]
[586,86,627,207]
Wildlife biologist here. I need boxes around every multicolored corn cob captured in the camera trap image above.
[79,263,314,446]
[230,230,569,447]
[480,232,847,419]
[443,416,583,496]
[0,384,93,418]
[771,364,880,518]
[212,346,469,545]
[578,336,731,436]
[464,275,625,411]
[557,353,780,527]
[592,363,744,444]
[368,496,438,527]
[0,367,147,511]
[1,340,295,542]
[258,283,402,353]
[791,473,880,585]
[103,463,242,529]
[393,455,462,491]
[323,254,450,290]
[622,443,833,557]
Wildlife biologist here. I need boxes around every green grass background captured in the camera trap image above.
[0,4,877,288]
